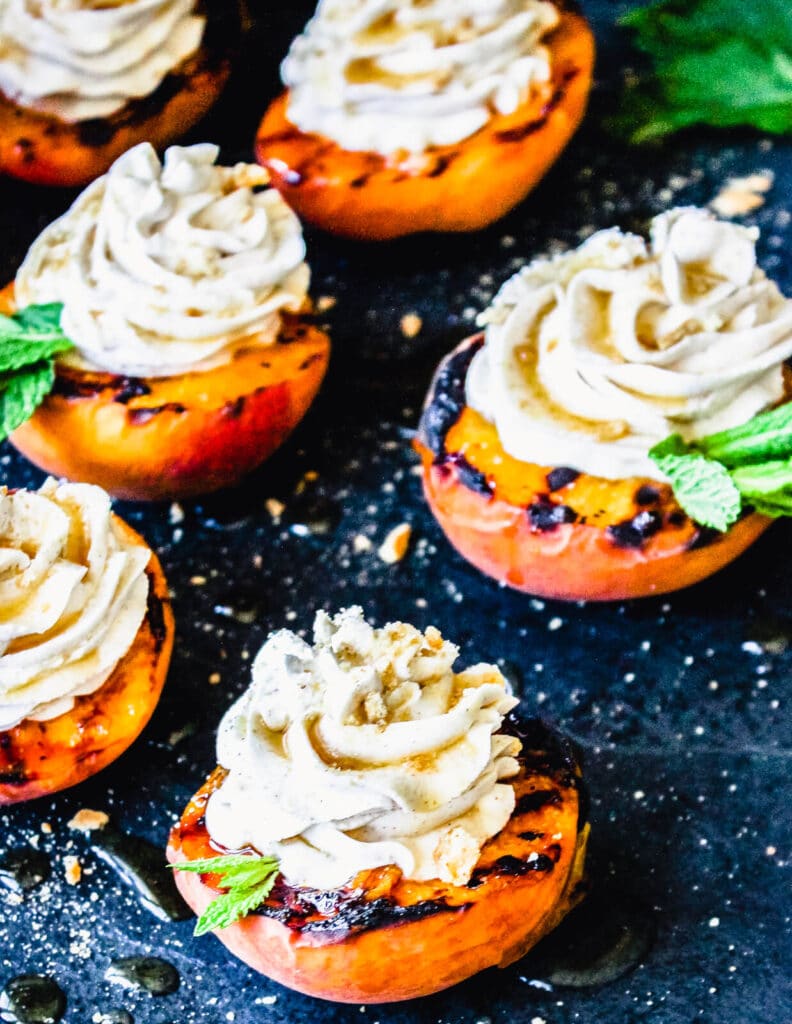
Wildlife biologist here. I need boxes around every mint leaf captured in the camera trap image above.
[730,459,792,518]
[0,303,74,442]
[697,404,792,466]
[650,439,743,531]
[172,853,280,937]
[0,361,55,439]
[617,0,792,142]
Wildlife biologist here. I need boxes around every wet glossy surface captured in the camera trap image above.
[1,1,790,1022]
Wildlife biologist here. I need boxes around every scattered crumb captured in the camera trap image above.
[352,533,373,553]
[190,575,207,586]
[378,523,412,564]
[710,172,774,217]
[67,809,109,833]
[168,502,184,525]
[400,312,423,338]
[63,856,82,886]
[252,553,263,569]
[266,498,285,519]
[41,822,52,834]
[315,295,337,313]
[168,724,195,747]
[208,672,222,686]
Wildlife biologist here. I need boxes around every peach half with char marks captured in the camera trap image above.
[0,0,241,187]
[7,142,330,501]
[168,608,589,1003]
[0,480,174,804]
[416,210,792,600]
[256,0,595,239]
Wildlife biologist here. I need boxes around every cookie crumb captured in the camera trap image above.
[190,575,207,586]
[41,822,52,835]
[400,313,422,338]
[64,856,82,886]
[378,523,411,564]
[352,533,373,553]
[266,498,285,520]
[208,672,222,685]
[67,809,109,833]
[710,172,774,217]
[168,502,184,525]
[315,295,337,313]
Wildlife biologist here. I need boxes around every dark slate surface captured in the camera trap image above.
[1,2,791,1022]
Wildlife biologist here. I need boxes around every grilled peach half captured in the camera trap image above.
[255,5,595,240]
[0,518,174,805]
[415,335,772,602]
[0,6,239,188]
[1,285,330,501]
[168,718,588,1004]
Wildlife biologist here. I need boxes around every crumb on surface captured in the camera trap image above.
[315,295,337,313]
[710,172,774,217]
[63,856,82,886]
[40,822,52,834]
[378,523,412,564]
[352,533,373,553]
[209,672,222,685]
[400,313,423,338]
[266,498,285,519]
[67,809,109,833]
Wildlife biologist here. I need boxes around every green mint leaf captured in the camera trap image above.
[172,853,280,937]
[730,459,792,518]
[0,303,73,374]
[193,872,278,937]
[616,0,792,142]
[697,404,792,466]
[650,443,742,531]
[0,361,55,441]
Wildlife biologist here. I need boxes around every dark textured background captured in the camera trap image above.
[1,2,790,1022]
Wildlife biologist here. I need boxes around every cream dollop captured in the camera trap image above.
[0,0,205,122]
[282,0,559,154]
[205,607,521,890]
[0,478,149,731]
[17,143,310,378]
[467,208,792,480]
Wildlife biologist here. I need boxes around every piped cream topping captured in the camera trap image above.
[467,208,792,480]
[0,0,205,123]
[0,479,149,731]
[17,143,310,378]
[205,607,521,891]
[282,0,559,154]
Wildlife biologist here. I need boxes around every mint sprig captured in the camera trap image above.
[0,303,73,441]
[172,853,280,937]
[616,0,792,143]
[649,404,792,531]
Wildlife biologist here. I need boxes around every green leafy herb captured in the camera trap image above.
[649,404,792,531]
[0,303,73,440]
[172,854,280,937]
[616,0,792,143]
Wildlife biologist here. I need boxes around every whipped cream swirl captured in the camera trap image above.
[17,143,310,378]
[206,607,521,890]
[282,0,559,154]
[0,479,150,731]
[0,0,205,123]
[467,208,792,481]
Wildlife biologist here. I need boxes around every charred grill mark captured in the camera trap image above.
[145,585,168,651]
[441,453,492,497]
[528,497,578,532]
[127,403,187,425]
[471,853,555,882]
[519,830,545,841]
[635,485,661,506]
[515,789,562,815]
[51,375,108,400]
[495,67,579,144]
[547,466,580,491]
[428,153,458,177]
[252,880,459,940]
[686,526,720,550]
[418,337,483,456]
[0,765,29,785]
[607,510,663,549]
[113,379,152,404]
[223,396,246,419]
[299,352,324,371]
